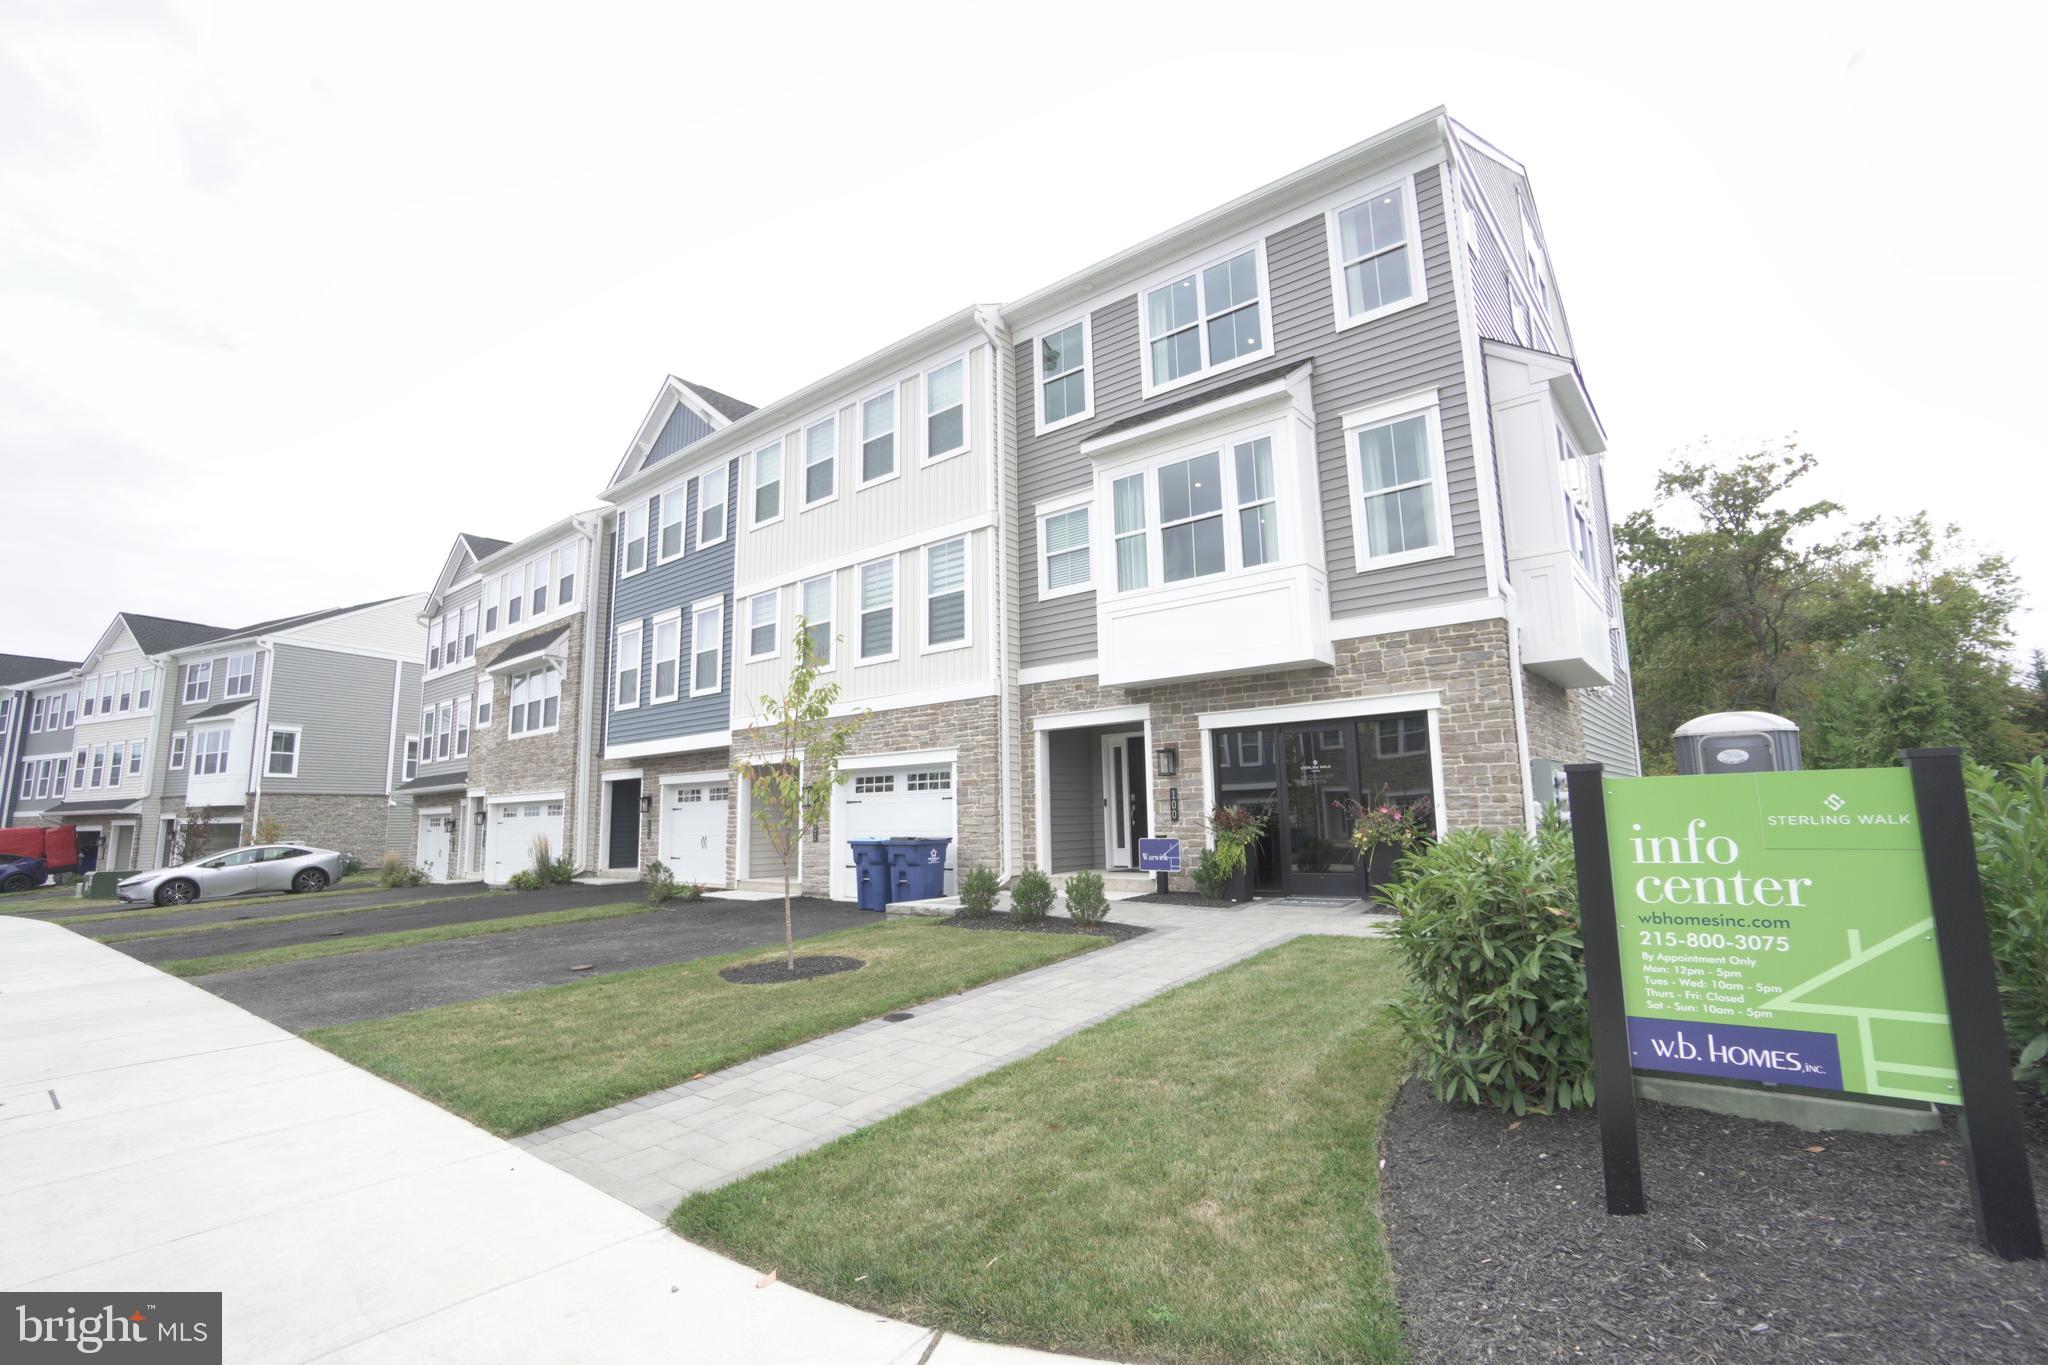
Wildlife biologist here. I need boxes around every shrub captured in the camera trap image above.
[1064,871,1108,926]
[675,881,707,903]
[339,852,363,878]
[530,834,555,884]
[255,816,286,845]
[1191,847,1230,899]
[1011,868,1054,922]
[378,851,426,889]
[1382,823,1594,1115]
[550,854,576,885]
[507,870,540,892]
[958,866,1000,918]
[644,858,679,904]
[1967,758,2048,1086]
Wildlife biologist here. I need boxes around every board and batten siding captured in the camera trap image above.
[261,643,399,795]
[1013,163,1488,666]
[606,456,736,748]
[641,401,715,473]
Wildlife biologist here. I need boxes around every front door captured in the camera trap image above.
[608,779,642,871]
[1100,733,1146,869]
[1279,726,1359,895]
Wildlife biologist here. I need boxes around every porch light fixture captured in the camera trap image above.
[1154,744,1178,777]
[639,793,654,814]
[474,809,486,826]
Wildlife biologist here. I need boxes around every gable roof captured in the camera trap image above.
[425,533,507,612]
[606,376,756,491]
[679,380,754,423]
[460,533,513,560]
[195,597,410,652]
[0,654,78,687]
[119,612,234,656]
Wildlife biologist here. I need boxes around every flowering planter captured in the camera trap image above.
[1224,844,1259,903]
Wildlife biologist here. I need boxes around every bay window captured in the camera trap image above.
[691,600,722,696]
[1236,437,1278,568]
[192,729,231,778]
[924,357,965,461]
[614,623,642,709]
[752,440,783,525]
[694,465,727,547]
[1142,246,1263,390]
[1158,451,1225,583]
[1113,474,1148,591]
[510,666,559,735]
[800,575,833,667]
[803,415,837,506]
[924,538,968,650]
[651,611,682,703]
[1343,392,1451,568]
[858,558,895,662]
[860,390,895,485]
[1330,179,1421,326]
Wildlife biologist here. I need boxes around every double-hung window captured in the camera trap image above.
[136,672,152,711]
[800,575,833,667]
[1343,391,1451,569]
[752,440,783,525]
[1112,473,1148,591]
[1158,451,1225,583]
[169,732,187,771]
[746,590,778,662]
[530,552,549,616]
[614,623,642,709]
[1235,437,1279,568]
[100,675,115,713]
[694,465,727,547]
[658,483,687,561]
[1038,502,1091,598]
[475,680,492,726]
[29,696,45,732]
[53,757,67,796]
[557,541,576,606]
[1330,180,1420,326]
[622,504,648,577]
[924,358,965,461]
[454,697,471,757]
[460,604,477,659]
[505,565,525,625]
[225,654,255,699]
[858,558,895,662]
[183,661,211,704]
[420,707,436,763]
[74,746,88,786]
[483,579,500,634]
[129,742,143,776]
[651,612,682,703]
[402,738,418,781]
[192,729,230,777]
[690,600,722,696]
[860,390,895,485]
[117,670,134,711]
[1143,247,1263,390]
[428,617,444,670]
[1037,319,1090,429]
[266,728,299,777]
[80,685,93,719]
[437,702,454,759]
[924,538,968,650]
[803,415,837,507]
[1558,427,1598,578]
[107,743,123,787]
[509,667,558,735]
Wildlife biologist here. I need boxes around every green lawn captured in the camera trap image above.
[162,897,684,977]
[308,918,1110,1137]
[57,873,431,927]
[671,936,1410,1365]
[90,890,498,943]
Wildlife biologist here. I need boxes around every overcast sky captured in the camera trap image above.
[4,1,2041,662]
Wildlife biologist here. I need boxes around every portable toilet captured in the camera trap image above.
[1672,711,1802,775]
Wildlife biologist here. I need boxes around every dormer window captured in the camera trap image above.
[1141,247,1264,392]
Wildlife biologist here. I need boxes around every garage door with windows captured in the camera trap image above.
[832,762,956,901]
[487,797,564,884]
[660,779,728,888]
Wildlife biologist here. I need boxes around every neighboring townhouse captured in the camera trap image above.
[466,514,606,883]
[393,532,509,881]
[1,655,81,829]
[39,613,228,872]
[999,108,1640,893]
[592,378,754,886]
[156,597,427,867]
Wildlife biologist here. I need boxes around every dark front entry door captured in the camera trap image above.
[1278,726,1359,894]
[608,779,641,870]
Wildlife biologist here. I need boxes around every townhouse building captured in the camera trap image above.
[154,598,426,867]
[1,654,81,829]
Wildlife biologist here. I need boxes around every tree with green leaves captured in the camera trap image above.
[734,614,866,970]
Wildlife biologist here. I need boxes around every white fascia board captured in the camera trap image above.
[1032,703,1148,732]
[604,730,732,760]
[1077,364,1312,461]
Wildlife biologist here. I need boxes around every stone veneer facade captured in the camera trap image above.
[245,791,392,867]
[470,620,591,876]
[734,694,1001,899]
[1021,619,1529,891]
[1520,671,1588,768]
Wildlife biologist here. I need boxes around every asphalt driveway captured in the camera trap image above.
[78,881,492,935]
[115,882,648,963]
[202,896,873,1031]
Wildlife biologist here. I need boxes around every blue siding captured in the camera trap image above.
[605,456,736,747]
[641,401,715,473]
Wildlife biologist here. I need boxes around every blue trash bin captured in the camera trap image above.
[885,837,953,902]
[849,838,894,912]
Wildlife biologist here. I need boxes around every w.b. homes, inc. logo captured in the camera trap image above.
[7,1294,219,1362]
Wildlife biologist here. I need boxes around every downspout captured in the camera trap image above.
[973,303,1019,881]
[247,642,274,840]
[574,516,603,873]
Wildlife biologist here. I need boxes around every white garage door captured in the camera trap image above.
[661,780,729,887]
[832,763,956,902]
[488,798,564,885]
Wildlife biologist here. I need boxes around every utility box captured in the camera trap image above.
[1673,711,1802,775]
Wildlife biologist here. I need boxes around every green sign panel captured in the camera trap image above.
[1601,767,1958,1104]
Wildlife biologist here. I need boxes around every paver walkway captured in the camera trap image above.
[520,898,1390,1215]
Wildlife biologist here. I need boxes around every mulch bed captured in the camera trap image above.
[718,954,865,985]
[1380,1077,2048,1363]
[941,911,1148,943]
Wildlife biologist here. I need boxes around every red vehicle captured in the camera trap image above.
[0,826,77,874]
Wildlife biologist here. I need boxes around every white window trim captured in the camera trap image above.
[1340,387,1457,572]
[921,536,972,655]
[856,385,899,491]
[693,462,729,550]
[1031,314,1094,435]
[1135,239,1273,399]
[745,589,780,664]
[656,481,689,565]
[1325,173,1429,332]
[613,623,643,711]
[402,735,419,782]
[750,439,786,529]
[855,556,898,666]
[800,413,840,511]
[689,595,724,699]
[182,660,212,704]
[168,730,187,771]
[475,680,492,727]
[799,573,836,673]
[507,666,562,740]
[649,608,683,705]
[265,725,302,778]
[921,354,969,464]
[620,502,650,579]
[1034,488,1094,602]
[1096,416,1292,598]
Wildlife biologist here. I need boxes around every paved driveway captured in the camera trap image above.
[203,896,873,1031]
[18,880,487,929]
[115,881,649,963]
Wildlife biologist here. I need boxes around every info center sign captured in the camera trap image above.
[1604,766,1954,1104]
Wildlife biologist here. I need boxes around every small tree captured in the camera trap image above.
[735,615,866,970]
[255,815,285,845]
[175,806,225,863]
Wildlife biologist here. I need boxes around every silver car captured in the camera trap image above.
[117,844,344,907]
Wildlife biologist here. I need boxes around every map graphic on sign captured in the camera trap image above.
[1600,768,1958,1104]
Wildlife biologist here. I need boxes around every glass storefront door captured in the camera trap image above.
[1279,726,1358,894]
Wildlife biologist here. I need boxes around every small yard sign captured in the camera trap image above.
[1566,749,2040,1260]
[1137,838,1181,874]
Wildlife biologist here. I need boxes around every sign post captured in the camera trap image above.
[1137,837,1180,895]
[1568,752,2041,1259]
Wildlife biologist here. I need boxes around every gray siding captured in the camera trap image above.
[418,665,477,777]
[642,401,715,472]
[390,662,424,789]
[1046,729,1103,872]
[164,651,267,800]
[262,643,398,795]
[1013,164,1488,665]
[605,457,735,749]
[1579,464,1640,775]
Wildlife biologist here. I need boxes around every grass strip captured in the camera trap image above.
[161,896,681,977]
[88,891,501,943]
[55,873,400,925]
[671,935,1410,1365]
[308,918,1110,1137]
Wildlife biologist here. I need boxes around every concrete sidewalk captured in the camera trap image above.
[0,913,1088,1364]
